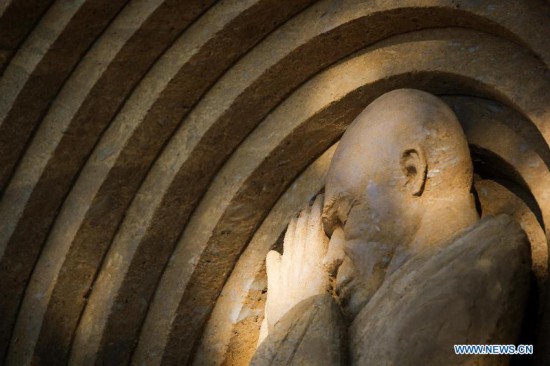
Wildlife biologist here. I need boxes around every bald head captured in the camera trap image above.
[323,89,473,237]
[321,89,478,319]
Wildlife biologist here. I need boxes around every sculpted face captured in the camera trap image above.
[324,120,421,246]
[322,89,475,319]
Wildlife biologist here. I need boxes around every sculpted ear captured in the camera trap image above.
[400,148,427,196]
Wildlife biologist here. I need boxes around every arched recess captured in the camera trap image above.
[0,1,548,365]
[4,1,316,365]
[123,29,550,365]
[0,0,226,362]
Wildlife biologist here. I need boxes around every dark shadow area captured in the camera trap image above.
[471,146,544,229]
[472,148,542,365]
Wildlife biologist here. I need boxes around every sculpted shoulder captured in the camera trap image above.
[349,214,531,366]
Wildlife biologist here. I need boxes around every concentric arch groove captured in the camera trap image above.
[6,1,316,365]
[0,1,548,365]
[66,2,550,363]
[447,96,550,235]
[0,0,219,364]
[129,29,550,365]
[0,0,128,191]
[0,0,54,74]
[0,0,218,264]
[5,0,544,192]
[0,0,132,358]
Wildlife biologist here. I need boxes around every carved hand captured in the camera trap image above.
[259,194,345,342]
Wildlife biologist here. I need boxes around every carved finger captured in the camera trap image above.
[307,194,328,259]
[293,206,310,280]
[283,217,297,263]
[266,250,282,293]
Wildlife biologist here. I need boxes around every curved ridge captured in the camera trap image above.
[0,1,548,365]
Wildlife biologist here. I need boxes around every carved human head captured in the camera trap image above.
[322,88,477,317]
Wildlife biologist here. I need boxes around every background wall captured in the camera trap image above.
[0,0,549,365]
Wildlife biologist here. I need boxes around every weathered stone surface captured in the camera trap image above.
[143,28,550,366]
[0,1,131,360]
[252,294,346,366]
[0,0,53,75]
[0,0,128,191]
[350,215,531,366]
[0,0,548,364]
